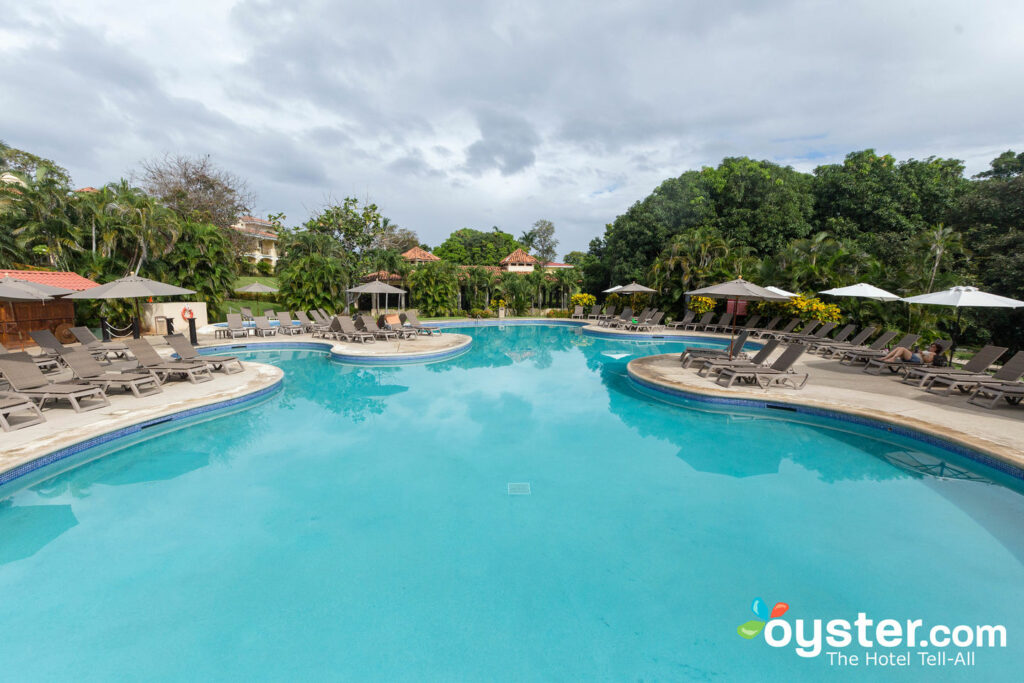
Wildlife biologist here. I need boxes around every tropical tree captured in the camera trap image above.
[104,180,179,275]
[157,221,239,318]
[409,261,460,316]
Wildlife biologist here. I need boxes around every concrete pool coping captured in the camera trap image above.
[196,330,473,364]
[627,353,1024,477]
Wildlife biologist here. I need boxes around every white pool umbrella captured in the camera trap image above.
[901,286,1024,352]
[234,281,279,309]
[764,286,796,298]
[615,282,657,294]
[603,285,623,293]
[820,282,900,302]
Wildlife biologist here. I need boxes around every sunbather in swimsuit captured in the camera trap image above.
[880,342,940,365]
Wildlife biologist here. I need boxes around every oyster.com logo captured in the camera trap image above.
[737,597,789,640]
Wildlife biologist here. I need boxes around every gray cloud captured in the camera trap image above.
[463,110,541,176]
[2,0,1023,253]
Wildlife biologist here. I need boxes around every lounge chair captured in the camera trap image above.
[925,350,1024,396]
[803,323,856,352]
[680,331,751,367]
[665,311,695,329]
[822,330,897,359]
[164,334,244,374]
[706,313,733,333]
[863,339,952,375]
[70,326,130,358]
[29,329,106,363]
[276,312,302,335]
[263,309,277,320]
[695,339,781,377]
[600,307,632,328]
[335,316,376,343]
[755,318,800,339]
[294,311,318,333]
[0,353,109,412]
[253,316,277,337]
[0,343,61,372]
[400,311,441,336]
[736,314,762,331]
[629,311,664,331]
[683,312,714,331]
[124,339,214,384]
[749,316,781,337]
[0,391,46,431]
[715,344,809,390]
[810,326,876,354]
[901,345,1007,388]
[226,314,250,339]
[316,308,331,322]
[380,314,418,339]
[239,306,255,321]
[839,333,919,366]
[586,304,603,320]
[570,305,585,319]
[607,307,637,329]
[595,305,617,321]
[62,350,163,398]
[358,315,399,340]
[968,380,1024,409]
[778,321,827,342]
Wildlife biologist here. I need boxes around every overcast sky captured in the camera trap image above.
[4,1,1023,254]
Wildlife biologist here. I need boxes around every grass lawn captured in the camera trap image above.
[233,275,279,289]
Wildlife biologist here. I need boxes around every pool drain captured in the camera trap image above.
[507,483,531,495]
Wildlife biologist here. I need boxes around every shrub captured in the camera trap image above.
[688,296,716,314]
[256,259,274,276]
[754,293,842,323]
[570,292,596,309]
[469,308,485,319]
[545,309,570,318]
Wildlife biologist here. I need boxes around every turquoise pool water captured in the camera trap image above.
[1,325,1023,680]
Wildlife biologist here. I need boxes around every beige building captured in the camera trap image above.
[500,248,538,273]
[231,216,279,267]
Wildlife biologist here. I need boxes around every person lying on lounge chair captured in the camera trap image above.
[879,342,941,365]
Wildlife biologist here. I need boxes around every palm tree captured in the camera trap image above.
[6,167,81,270]
[551,268,578,309]
[105,180,179,275]
[921,224,964,292]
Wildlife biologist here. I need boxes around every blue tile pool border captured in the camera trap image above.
[626,369,1024,482]
[0,376,285,488]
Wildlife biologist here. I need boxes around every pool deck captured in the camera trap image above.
[1,357,284,480]
[628,351,1024,470]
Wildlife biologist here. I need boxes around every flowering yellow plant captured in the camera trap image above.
[768,293,842,323]
[688,296,717,314]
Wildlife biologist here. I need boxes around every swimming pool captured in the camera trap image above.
[1,325,1022,680]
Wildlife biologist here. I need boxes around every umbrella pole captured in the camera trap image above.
[133,298,142,339]
[729,296,739,360]
[953,308,962,357]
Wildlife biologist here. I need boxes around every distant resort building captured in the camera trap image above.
[231,216,279,267]
[401,246,441,264]
[499,248,538,273]
[361,246,571,282]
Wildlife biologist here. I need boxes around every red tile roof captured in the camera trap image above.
[74,187,100,193]
[544,262,573,268]
[401,246,440,262]
[500,248,537,265]
[0,269,100,291]
[360,270,404,282]
[231,225,278,240]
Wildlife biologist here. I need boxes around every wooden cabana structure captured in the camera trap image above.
[0,270,99,347]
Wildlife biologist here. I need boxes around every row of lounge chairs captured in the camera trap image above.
[721,319,1024,410]
[0,332,244,432]
[678,335,809,390]
[226,309,440,342]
